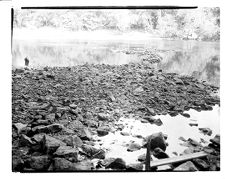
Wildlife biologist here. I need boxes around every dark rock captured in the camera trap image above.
[15,68,25,73]
[189,123,198,127]
[32,123,63,134]
[174,161,198,171]
[97,126,109,136]
[146,132,167,151]
[199,127,212,136]
[210,134,220,146]
[19,134,35,147]
[12,156,24,172]
[67,120,84,131]
[153,147,169,159]
[181,112,190,118]
[53,146,79,162]
[105,158,126,170]
[147,108,156,116]
[187,138,202,147]
[192,158,209,171]
[27,155,51,171]
[127,142,142,152]
[126,163,143,171]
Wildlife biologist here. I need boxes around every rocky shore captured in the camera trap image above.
[12,61,220,172]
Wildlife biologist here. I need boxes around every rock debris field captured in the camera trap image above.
[12,61,220,172]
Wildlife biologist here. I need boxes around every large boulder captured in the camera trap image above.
[77,128,92,140]
[61,135,83,147]
[52,158,76,171]
[145,132,167,151]
[153,147,169,159]
[32,134,66,154]
[174,161,198,171]
[19,134,35,147]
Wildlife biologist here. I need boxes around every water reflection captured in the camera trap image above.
[12,39,219,86]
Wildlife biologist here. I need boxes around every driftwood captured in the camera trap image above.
[145,139,208,170]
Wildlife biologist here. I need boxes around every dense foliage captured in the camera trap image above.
[14,8,220,41]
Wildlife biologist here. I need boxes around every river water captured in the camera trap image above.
[12,39,219,86]
[12,38,220,168]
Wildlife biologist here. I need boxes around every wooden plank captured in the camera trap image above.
[150,151,208,168]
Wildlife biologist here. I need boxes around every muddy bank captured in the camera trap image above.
[12,62,220,172]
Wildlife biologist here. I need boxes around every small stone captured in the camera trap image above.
[154,118,163,126]
[61,135,83,147]
[210,134,220,146]
[81,144,105,159]
[97,113,109,121]
[45,113,55,122]
[174,161,198,171]
[73,160,94,170]
[138,154,147,162]
[127,143,142,152]
[12,156,24,172]
[181,112,190,118]
[97,126,109,136]
[199,127,212,136]
[120,131,130,136]
[69,103,77,109]
[189,123,198,127]
[105,158,126,170]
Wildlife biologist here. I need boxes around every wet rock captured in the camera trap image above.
[192,158,209,171]
[153,147,169,159]
[27,155,51,171]
[97,126,109,136]
[174,161,198,171]
[53,146,79,162]
[126,163,143,171]
[32,123,63,134]
[127,142,142,152]
[146,132,167,151]
[199,127,212,136]
[97,113,109,121]
[105,158,126,170]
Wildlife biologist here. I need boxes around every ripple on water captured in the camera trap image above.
[94,105,220,166]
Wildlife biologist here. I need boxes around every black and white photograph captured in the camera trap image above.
[7,1,222,174]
